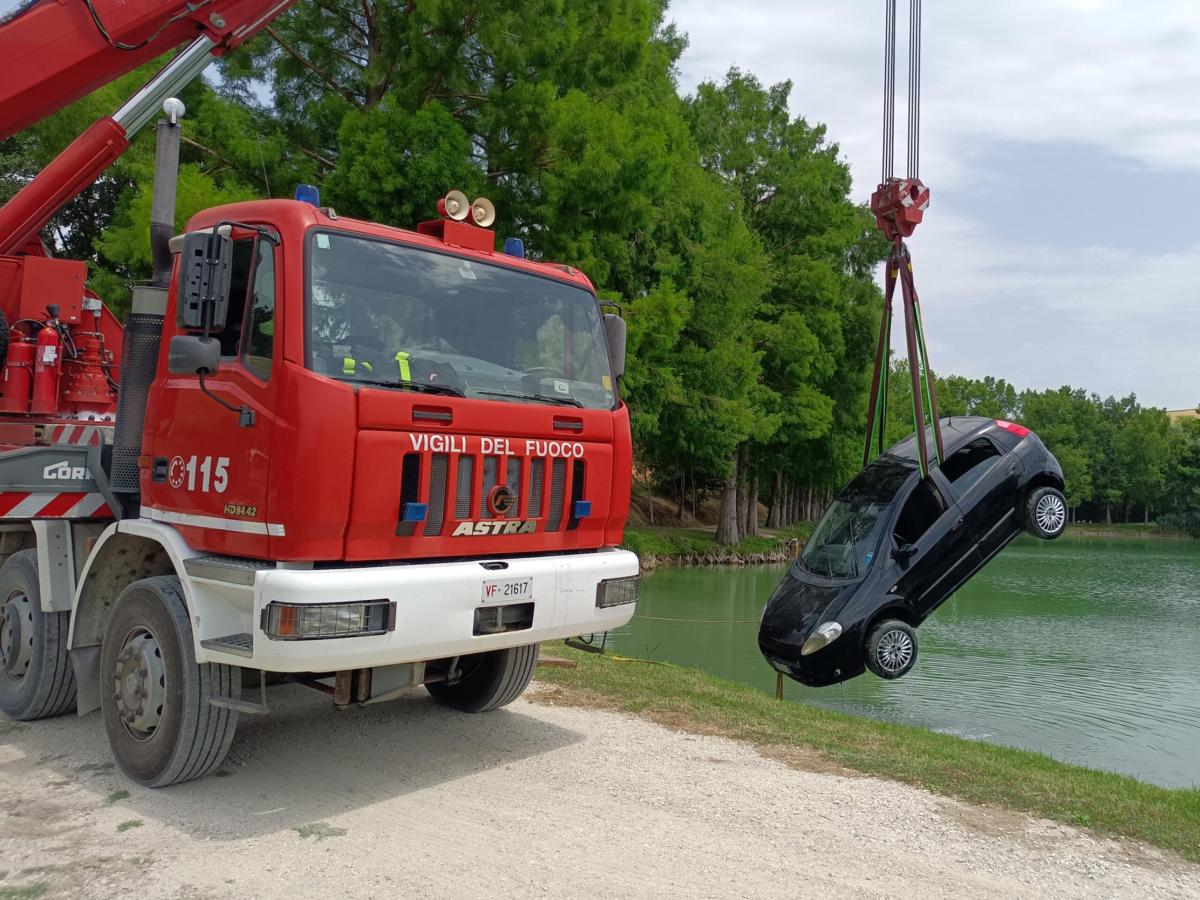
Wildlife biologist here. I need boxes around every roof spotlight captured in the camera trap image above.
[470,196,496,228]
[438,190,470,221]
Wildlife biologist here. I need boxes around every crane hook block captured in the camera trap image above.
[870,178,930,243]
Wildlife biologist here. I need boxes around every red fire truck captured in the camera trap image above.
[0,0,638,786]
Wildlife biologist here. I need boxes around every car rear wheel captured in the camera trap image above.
[1025,486,1067,539]
[865,619,917,680]
[426,644,538,712]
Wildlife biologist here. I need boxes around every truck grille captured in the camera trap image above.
[399,449,582,537]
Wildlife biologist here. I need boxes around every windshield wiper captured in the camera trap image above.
[475,390,583,408]
[348,379,464,398]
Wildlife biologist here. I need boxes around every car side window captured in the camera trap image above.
[939,438,1001,495]
[240,240,276,380]
[893,479,948,545]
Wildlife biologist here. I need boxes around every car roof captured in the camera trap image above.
[881,416,1003,466]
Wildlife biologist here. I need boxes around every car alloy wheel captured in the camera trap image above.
[875,627,914,675]
[1035,492,1066,535]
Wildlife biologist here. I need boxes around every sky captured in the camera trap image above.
[667,0,1200,410]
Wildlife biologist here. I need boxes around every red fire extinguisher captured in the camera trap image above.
[30,305,63,416]
[0,331,34,415]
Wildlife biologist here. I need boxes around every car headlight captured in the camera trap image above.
[800,621,843,656]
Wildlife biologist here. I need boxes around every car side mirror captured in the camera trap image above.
[167,335,220,375]
[178,230,232,330]
[892,542,918,564]
[602,313,626,380]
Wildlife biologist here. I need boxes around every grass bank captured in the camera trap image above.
[621,524,812,565]
[1065,522,1191,540]
[535,644,1200,863]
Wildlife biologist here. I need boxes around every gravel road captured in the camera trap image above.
[0,681,1196,899]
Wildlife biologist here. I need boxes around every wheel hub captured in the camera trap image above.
[1036,493,1066,533]
[111,628,167,740]
[0,593,33,682]
[877,629,914,673]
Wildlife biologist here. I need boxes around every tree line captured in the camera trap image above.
[5,0,1191,540]
[885,363,1200,533]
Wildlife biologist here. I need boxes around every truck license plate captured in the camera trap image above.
[481,577,533,603]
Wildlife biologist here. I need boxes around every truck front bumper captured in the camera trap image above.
[232,548,639,672]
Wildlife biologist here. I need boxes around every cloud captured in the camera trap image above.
[667,0,1200,408]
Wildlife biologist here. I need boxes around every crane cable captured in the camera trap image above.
[81,0,215,51]
[865,0,943,479]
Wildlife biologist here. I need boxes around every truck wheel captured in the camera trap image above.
[427,644,539,712]
[0,550,76,720]
[865,619,917,680]
[1025,486,1067,539]
[99,576,239,787]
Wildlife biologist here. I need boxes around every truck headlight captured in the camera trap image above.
[262,600,395,640]
[596,575,639,609]
[800,621,843,656]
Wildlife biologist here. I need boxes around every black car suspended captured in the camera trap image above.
[759,417,1066,687]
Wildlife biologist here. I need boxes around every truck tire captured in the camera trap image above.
[99,576,239,787]
[426,643,539,712]
[0,550,76,720]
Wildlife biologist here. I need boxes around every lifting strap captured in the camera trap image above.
[862,242,943,478]
[864,0,943,478]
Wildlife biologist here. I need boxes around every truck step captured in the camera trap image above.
[184,555,273,586]
[200,633,254,658]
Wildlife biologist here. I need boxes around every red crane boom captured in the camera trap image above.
[0,0,296,256]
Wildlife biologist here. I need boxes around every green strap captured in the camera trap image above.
[394,351,411,381]
[342,357,373,375]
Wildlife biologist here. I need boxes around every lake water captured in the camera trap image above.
[610,536,1200,788]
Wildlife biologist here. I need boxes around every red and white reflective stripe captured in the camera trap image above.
[42,424,112,446]
[0,491,114,519]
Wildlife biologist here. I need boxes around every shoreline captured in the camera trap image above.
[535,643,1200,864]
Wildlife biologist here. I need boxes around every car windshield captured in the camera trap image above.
[306,231,616,410]
[799,460,913,580]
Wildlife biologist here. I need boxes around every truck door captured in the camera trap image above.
[143,234,279,558]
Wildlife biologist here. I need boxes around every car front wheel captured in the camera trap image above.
[865,619,917,680]
[1025,486,1067,539]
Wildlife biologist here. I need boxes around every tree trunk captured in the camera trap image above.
[715,461,741,546]
[766,469,783,528]
[745,469,759,537]
[1105,501,1112,525]
[735,446,749,538]
[647,475,655,526]
[676,473,686,523]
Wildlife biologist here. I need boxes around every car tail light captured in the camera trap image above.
[596,575,639,609]
[995,419,1030,437]
[262,600,395,640]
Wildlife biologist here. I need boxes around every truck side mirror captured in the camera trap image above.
[168,335,220,375]
[603,313,626,380]
[178,230,232,330]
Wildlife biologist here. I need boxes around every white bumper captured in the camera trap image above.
[231,549,638,671]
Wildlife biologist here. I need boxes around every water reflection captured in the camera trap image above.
[610,537,1200,788]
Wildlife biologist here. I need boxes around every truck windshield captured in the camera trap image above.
[306,230,616,410]
[798,460,913,580]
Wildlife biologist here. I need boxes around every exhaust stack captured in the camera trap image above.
[110,101,183,497]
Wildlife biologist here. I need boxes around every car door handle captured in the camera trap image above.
[952,515,964,530]
[1008,463,1018,475]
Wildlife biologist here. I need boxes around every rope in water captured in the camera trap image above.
[632,614,760,625]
